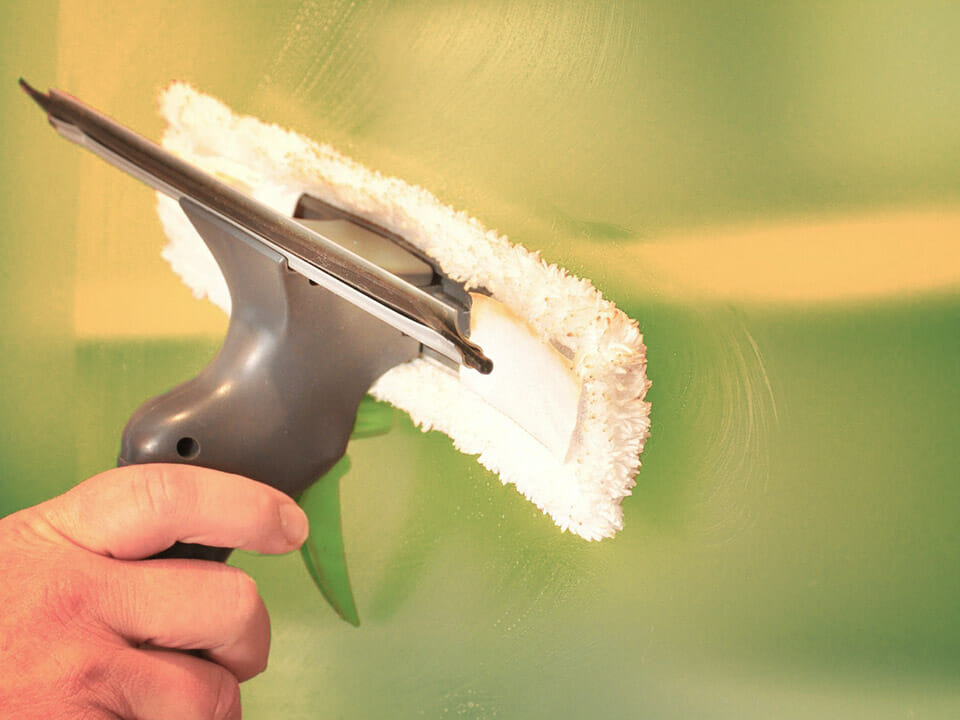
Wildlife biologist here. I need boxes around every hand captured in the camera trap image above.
[0,464,309,719]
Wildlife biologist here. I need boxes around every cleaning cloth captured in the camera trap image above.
[156,83,650,540]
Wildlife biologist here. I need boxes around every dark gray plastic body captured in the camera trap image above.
[118,198,424,561]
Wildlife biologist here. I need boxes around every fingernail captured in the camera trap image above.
[279,503,309,546]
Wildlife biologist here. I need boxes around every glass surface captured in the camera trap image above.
[3,1,959,717]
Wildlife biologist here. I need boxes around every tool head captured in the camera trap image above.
[156,82,651,541]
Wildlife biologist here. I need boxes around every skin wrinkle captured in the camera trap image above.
[136,465,187,533]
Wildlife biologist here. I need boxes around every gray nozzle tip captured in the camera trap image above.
[19,78,52,112]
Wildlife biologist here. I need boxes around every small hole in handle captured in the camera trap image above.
[176,437,201,459]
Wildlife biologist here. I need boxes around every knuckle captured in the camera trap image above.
[209,668,241,720]
[219,568,270,677]
[43,576,86,628]
[225,568,262,620]
[248,640,270,678]
[131,465,191,520]
[179,663,241,720]
[41,569,101,632]
[62,651,116,711]
[1,507,49,548]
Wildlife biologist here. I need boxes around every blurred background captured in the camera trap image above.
[2,1,959,717]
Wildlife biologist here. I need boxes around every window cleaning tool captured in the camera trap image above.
[22,80,651,625]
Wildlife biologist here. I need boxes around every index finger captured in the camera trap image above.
[38,464,309,560]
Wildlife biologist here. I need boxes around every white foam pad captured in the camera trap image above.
[156,83,651,539]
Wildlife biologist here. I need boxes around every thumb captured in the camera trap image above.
[35,464,309,560]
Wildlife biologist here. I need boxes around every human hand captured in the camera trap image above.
[0,464,309,719]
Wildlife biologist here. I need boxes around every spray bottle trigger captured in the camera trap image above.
[298,455,358,626]
[297,395,395,626]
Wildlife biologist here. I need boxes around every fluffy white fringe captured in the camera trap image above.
[155,83,651,540]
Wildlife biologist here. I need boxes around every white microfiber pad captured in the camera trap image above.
[155,83,651,540]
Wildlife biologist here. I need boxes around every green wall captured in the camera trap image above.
[3,2,960,717]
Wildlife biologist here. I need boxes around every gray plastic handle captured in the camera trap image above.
[118,198,421,561]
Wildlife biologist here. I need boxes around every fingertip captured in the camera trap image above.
[279,502,309,548]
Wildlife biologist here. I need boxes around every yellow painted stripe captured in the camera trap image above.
[629,207,960,305]
[74,278,226,338]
